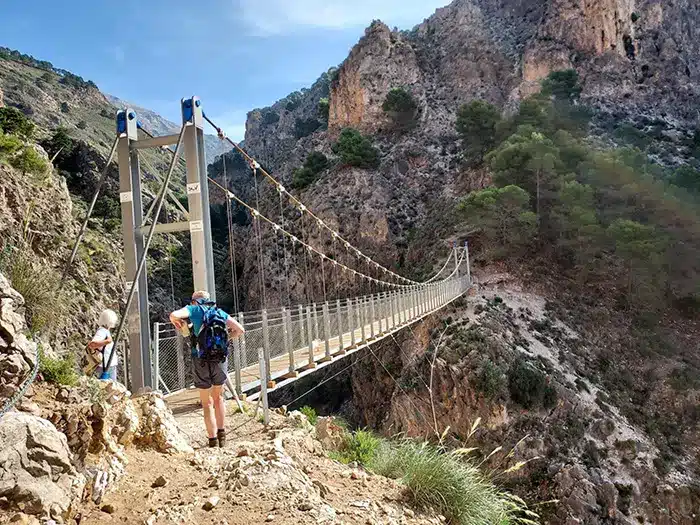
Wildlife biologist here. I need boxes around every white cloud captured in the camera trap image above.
[237,0,449,36]
[209,109,248,142]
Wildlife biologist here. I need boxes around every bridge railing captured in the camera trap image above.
[152,275,471,397]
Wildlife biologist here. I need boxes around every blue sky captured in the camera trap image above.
[3,0,449,140]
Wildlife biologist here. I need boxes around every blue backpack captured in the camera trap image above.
[195,301,229,362]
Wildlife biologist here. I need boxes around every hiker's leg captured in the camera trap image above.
[199,388,216,438]
[211,384,225,430]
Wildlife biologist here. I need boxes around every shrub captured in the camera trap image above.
[0,107,35,140]
[300,406,318,425]
[77,120,87,130]
[372,441,532,524]
[60,102,70,113]
[508,358,556,409]
[0,132,23,157]
[474,359,506,399]
[41,127,74,160]
[40,352,79,386]
[292,151,329,189]
[294,117,322,139]
[0,238,67,333]
[11,147,48,176]
[541,69,582,101]
[456,100,501,163]
[260,109,280,126]
[318,98,330,122]
[285,91,303,112]
[331,429,381,466]
[332,128,380,169]
[382,87,418,129]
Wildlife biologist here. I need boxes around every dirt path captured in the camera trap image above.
[75,402,442,525]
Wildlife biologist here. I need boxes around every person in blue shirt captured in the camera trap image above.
[169,290,244,447]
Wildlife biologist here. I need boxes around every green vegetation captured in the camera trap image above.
[11,147,47,177]
[294,117,323,138]
[456,70,700,314]
[0,133,23,157]
[541,69,582,101]
[475,359,506,399]
[285,91,303,112]
[458,186,536,256]
[0,46,97,89]
[456,100,501,164]
[382,87,418,130]
[330,429,381,465]
[0,107,35,140]
[318,98,330,122]
[507,358,557,409]
[292,151,329,189]
[299,405,319,425]
[0,238,67,333]
[260,108,280,126]
[39,352,79,386]
[332,128,380,169]
[372,441,535,524]
[77,120,87,130]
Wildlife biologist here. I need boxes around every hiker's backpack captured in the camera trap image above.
[196,302,229,362]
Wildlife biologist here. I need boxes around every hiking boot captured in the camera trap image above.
[217,429,226,448]
[208,437,218,448]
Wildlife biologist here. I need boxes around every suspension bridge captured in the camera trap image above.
[65,96,472,412]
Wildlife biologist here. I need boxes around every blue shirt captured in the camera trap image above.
[186,304,229,336]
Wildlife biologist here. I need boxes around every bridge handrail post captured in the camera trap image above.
[369,295,376,339]
[411,286,418,320]
[283,307,294,374]
[389,290,396,329]
[176,328,186,391]
[312,302,319,342]
[233,316,242,395]
[258,348,269,426]
[360,296,367,343]
[306,305,315,365]
[380,292,386,333]
[238,312,247,369]
[349,298,356,347]
[152,323,160,391]
[262,309,271,385]
[323,302,331,359]
[336,299,344,352]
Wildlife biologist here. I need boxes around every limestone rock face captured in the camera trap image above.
[0,273,37,401]
[0,411,84,520]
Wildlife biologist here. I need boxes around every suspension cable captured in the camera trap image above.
[278,189,292,307]
[221,140,240,313]
[203,115,419,285]
[250,163,267,309]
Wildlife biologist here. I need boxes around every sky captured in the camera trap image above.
[2,0,450,141]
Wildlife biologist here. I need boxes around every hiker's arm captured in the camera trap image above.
[169,307,190,330]
[226,317,245,338]
[88,334,112,351]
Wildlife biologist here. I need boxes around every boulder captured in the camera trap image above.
[134,393,193,454]
[315,417,346,450]
[0,412,84,519]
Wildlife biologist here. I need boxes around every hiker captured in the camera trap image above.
[169,291,244,447]
[87,309,119,381]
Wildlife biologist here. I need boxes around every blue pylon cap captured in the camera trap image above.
[195,99,201,107]
[128,111,136,120]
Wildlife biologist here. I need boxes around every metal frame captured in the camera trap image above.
[115,97,216,392]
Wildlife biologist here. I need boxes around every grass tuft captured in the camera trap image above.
[300,405,318,425]
[40,352,78,386]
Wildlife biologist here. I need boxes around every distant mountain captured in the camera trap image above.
[106,94,222,163]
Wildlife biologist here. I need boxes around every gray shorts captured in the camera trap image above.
[192,357,228,389]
